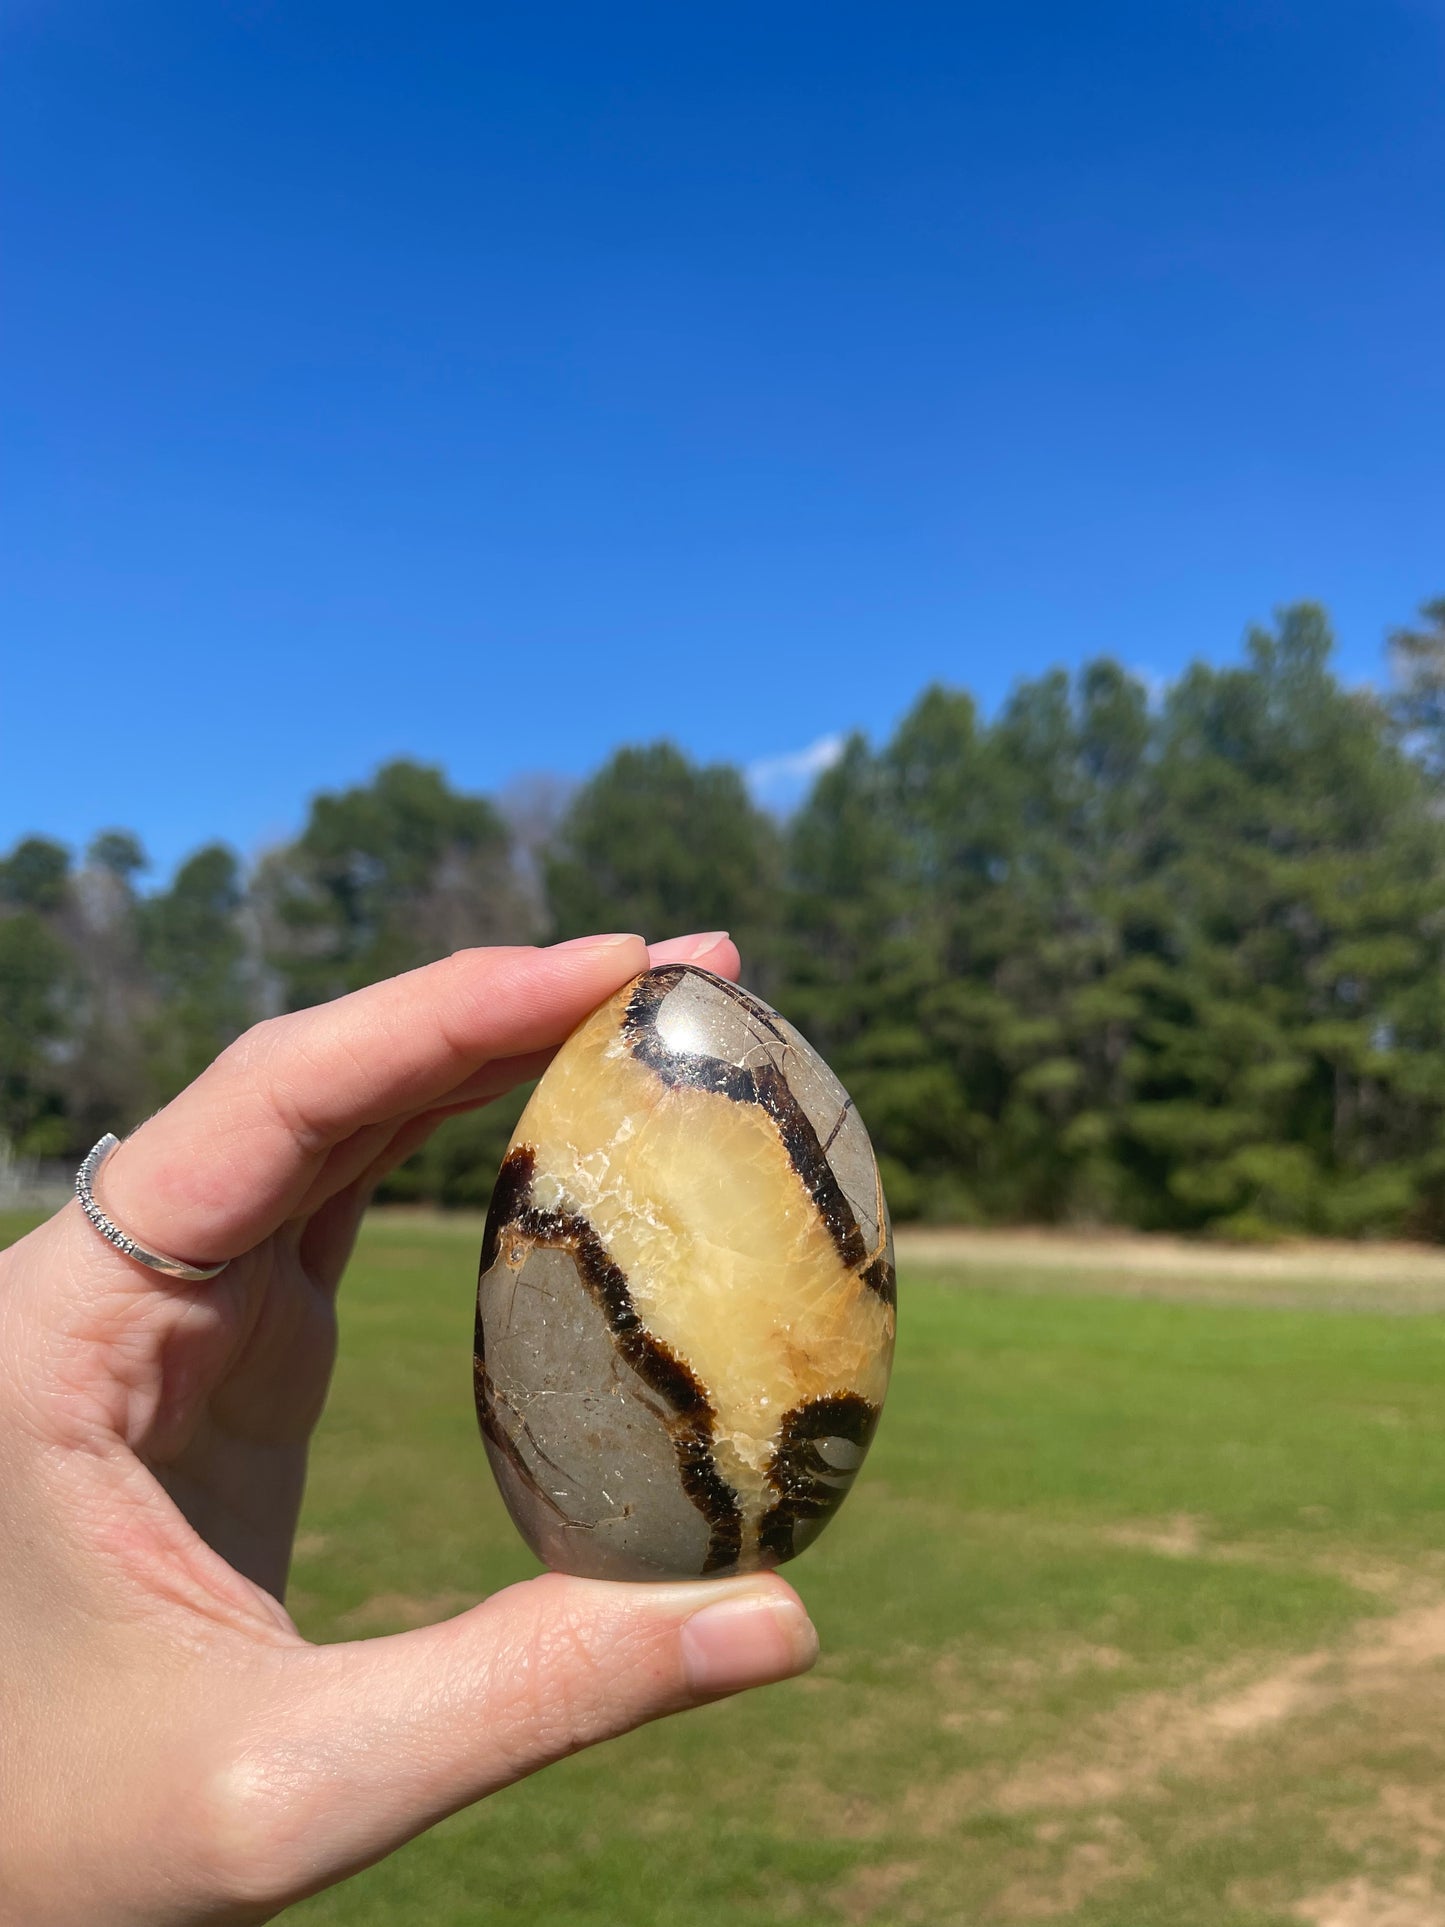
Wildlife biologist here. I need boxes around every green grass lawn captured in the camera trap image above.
[11,1206,1445,1923]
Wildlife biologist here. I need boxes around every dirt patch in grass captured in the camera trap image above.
[995,1817,1146,1921]
[1102,1512,1208,1558]
[1289,1775,1445,1925]
[820,1593,1445,1920]
[828,1858,926,1924]
[1334,1784,1445,1865]
[1095,1515,1437,1606]
[901,1595,1445,1835]
[1293,1876,1445,1926]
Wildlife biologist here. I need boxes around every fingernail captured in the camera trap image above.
[680,1592,820,1698]
[550,933,645,953]
[650,931,730,962]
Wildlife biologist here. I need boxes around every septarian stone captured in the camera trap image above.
[474,964,896,1581]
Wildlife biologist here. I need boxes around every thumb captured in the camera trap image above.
[220,1571,818,1907]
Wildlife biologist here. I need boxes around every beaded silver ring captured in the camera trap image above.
[74,1134,227,1282]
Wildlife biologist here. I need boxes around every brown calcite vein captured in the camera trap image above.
[475,965,896,1580]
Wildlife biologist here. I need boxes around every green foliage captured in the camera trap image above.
[0,836,70,912]
[86,829,147,882]
[1388,595,1445,777]
[5,600,1445,1236]
[258,758,533,1009]
[0,909,75,1150]
[137,843,249,1100]
[545,742,782,975]
[782,605,1445,1234]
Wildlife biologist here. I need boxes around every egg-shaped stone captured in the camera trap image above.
[474,964,896,1581]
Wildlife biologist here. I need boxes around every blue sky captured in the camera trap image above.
[4,2,1443,877]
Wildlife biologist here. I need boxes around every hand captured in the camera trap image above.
[0,932,818,1926]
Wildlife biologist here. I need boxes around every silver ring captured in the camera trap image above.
[75,1134,227,1282]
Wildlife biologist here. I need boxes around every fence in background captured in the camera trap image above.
[0,1141,73,1213]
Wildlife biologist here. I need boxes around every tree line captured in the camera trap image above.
[5,598,1445,1239]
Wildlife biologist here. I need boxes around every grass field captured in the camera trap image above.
[11,1209,1445,1924]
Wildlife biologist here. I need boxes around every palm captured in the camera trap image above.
[82,1214,355,1617]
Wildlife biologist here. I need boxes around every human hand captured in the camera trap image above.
[0,932,818,1926]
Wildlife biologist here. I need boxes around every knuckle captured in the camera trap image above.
[219,1015,335,1156]
[221,1012,292,1078]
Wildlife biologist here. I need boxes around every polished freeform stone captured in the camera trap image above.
[474,964,896,1581]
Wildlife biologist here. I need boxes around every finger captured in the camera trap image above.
[83,935,652,1268]
[327,934,742,1228]
[345,936,741,1194]
[647,930,739,975]
[335,933,740,1192]
[299,936,740,1285]
[222,1572,817,1907]
[348,930,741,1185]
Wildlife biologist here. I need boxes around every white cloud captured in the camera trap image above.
[745,733,846,813]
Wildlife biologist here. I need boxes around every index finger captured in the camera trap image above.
[90,933,727,1269]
